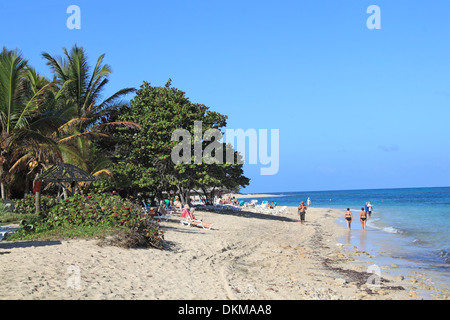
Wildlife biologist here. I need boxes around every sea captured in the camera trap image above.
[239,187,450,295]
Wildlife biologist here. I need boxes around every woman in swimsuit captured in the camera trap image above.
[360,207,367,230]
[344,208,352,229]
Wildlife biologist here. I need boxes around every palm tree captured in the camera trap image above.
[42,45,140,184]
[0,47,56,199]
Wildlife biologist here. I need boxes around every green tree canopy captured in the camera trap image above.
[107,81,249,203]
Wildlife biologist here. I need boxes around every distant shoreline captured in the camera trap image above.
[230,193,283,199]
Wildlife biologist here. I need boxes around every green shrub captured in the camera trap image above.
[0,200,34,225]
[13,194,58,215]
[0,201,10,217]
[9,192,164,249]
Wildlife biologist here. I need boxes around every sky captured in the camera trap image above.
[1,0,449,193]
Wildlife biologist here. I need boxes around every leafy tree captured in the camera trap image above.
[110,80,249,203]
[195,144,249,204]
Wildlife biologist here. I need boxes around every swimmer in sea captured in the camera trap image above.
[344,208,352,229]
[360,207,367,230]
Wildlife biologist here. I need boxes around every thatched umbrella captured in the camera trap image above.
[34,162,96,213]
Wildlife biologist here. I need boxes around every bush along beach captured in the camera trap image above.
[8,193,164,249]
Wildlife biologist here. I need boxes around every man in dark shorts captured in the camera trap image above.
[298,201,307,225]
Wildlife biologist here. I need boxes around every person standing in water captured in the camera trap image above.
[367,201,373,216]
[298,201,307,225]
[360,207,367,230]
[306,197,311,207]
[344,208,352,229]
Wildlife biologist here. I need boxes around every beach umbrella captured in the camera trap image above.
[33,162,96,213]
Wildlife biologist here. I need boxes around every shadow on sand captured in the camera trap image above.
[203,207,298,223]
[0,240,62,253]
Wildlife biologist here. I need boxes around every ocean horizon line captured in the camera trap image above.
[241,185,450,195]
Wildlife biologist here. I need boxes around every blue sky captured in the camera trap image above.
[1,0,449,193]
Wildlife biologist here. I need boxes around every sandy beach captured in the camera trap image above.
[0,206,445,300]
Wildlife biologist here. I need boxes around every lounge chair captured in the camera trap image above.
[254,202,283,214]
[142,201,157,214]
[254,203,269,213]
[262,206,287,215]
[274,206,287,214]
[153,211,172,222]
[244,199,258,207]
[142,201,172,221]
[180,216,214,230]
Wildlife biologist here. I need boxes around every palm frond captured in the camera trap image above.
[0,47,29,134]
[57,117,92,135]
[92,168,112,177]
[90,121,141,133]
[57,131,110,144]
[41,52,69,83]
[14,81,55,130]
[94,87,136,113]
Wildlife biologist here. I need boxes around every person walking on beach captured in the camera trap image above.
[367,201,373,216]
[360,207,367,230]
[364,202,369,215]
[298,201,307,224]
[307,197,311,207]
[344,208,352,229]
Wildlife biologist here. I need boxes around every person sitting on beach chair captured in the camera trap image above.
[181,204,196,218]
[159,201,169,215]
[181,204,214,229]
[174,196,182,211]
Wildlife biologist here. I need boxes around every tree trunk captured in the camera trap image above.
[0,162,8,200]
[63,187,68,200]
[24,174,30,196]
[209,187,216,205]
[35,190,41,214]
[177,185,185,206]
[0,181,7,200]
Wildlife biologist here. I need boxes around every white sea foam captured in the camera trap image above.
[366,218,403,234]
[382,226,402,234]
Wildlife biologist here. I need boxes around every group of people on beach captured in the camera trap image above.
[149,196,211,227]
[297,197,374,230]
[344,201,374,230]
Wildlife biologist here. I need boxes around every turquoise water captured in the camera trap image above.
[239,187,450,268]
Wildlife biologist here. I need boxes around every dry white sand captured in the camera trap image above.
[0,207,441,300]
